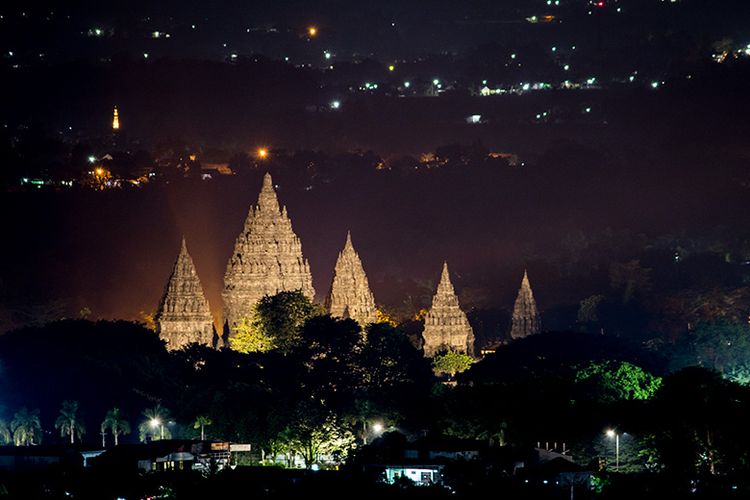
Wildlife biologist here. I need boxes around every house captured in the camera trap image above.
[404,435,486,462]
[91,440,232,473]
[354,433,485,487]
[382,464,444,486]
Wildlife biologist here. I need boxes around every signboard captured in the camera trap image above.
[230,444,252,452]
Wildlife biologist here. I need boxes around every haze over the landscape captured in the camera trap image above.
[1,1,750,499]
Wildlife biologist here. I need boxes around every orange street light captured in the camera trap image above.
[257,148,269,159]
[308,26,318,37]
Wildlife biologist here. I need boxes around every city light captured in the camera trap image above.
[257,148,269,159]
[149,418,165,440]
[605,429,620,471]
[403,81,410,88]
[388,64,395,72]
[330,100,341,109]
[88,156,96,164]
[308,26,317,37]
[112,106,120,130]
[432,79,439,85]
[372,422,384,433]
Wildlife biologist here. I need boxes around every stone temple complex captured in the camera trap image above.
[325,231,378,326]
[154,172,542,353]
[222,173,315,338]
[421,262,475,357]
[509,270,542,340]
[156,238,215,350]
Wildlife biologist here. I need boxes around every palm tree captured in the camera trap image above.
[193,416,212,441]
[138,404,172,442]
[101,408,131,447]
[55,400,86,444]
[11,408,41,446]
[0,418,10,445]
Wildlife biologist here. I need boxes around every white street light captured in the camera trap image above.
[606,429,620,471]
[150,418,164,440]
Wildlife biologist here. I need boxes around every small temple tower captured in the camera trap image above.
[325,231,378,326]
[156,238,215,350]
[112,106,120,130]
[510,270,542,340]
[222,172,315,338]
[422,262,475,357]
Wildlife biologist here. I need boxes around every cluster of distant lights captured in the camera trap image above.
[7,16,686,95]
[353,72,664,96]
[712,44,750,63]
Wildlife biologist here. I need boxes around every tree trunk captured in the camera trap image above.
[201,425,205,441]
[114,431,119,446]
[70,421,75,444]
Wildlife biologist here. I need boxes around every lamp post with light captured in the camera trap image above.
[606,429,620,471]
[363,421,385,445]
[151,418,164,440]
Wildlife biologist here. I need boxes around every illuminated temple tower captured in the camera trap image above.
[222,173,315,337]
[156,238,215,350]
[509,270,542,340]
[325,231,378,326]
[422,262,475,357]
[112,106,120,130]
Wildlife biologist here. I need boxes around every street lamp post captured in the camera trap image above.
[364,421,385,445]
[606,429,620,471]
[151,418,163,440]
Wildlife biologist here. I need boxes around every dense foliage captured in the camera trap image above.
[2,291,750,482]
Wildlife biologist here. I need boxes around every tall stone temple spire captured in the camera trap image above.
[510,270,542,340]
[422,262,475,357]
[156,238,215,350]
[222,172,315,335]
[325,231,378,326]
